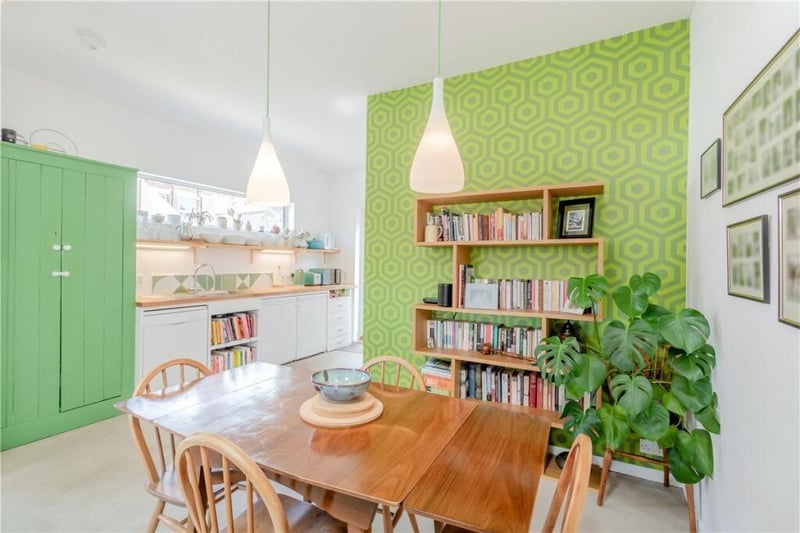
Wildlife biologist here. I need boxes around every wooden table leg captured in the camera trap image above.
[382,504,394,533]
[686,483,696,533]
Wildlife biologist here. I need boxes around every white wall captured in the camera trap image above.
[2,66,360,287]
[687,3,799,531]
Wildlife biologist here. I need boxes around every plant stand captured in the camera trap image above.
[596,447,696,533]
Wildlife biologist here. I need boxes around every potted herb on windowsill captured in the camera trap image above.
[535,272,720,484]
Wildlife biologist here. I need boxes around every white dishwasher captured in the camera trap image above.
[139,306,209,380]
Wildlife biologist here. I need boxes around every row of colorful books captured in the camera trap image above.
[427,207,543,242]
[426,319,542,359]
[460,363,572,410]
[210,345,255,373]
[210,312,256,346]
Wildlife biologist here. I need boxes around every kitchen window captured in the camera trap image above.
[136,172,288,232]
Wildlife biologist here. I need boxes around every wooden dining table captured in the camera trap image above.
[115,362,552,533]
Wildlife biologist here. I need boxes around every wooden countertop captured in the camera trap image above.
[136,284,354,308]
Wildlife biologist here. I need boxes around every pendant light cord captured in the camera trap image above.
[266,0,271,117]
[437,0,442,77]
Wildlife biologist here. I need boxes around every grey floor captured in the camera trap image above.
[1,346,689,532]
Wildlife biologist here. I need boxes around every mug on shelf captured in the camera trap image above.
[424,225,443,242]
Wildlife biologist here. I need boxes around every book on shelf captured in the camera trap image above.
[210,345,255,373]
[457,362,589,413]
[210,312,257,346]
[425,318,542,360]
[429,208,543,242]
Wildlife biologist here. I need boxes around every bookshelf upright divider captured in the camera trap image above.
[412,181,605,427]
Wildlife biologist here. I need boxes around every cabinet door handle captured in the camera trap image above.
[51,271,71,277]
[52,244,62,251]
[63,244,72,251]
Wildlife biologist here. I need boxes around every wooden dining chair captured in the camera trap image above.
[176,432,348,533]
[541,433,592,533]
[361,355,423,533]
[362,355,425,392]
[130,358,212,532]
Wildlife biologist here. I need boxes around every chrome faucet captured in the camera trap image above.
[191,263,217,294]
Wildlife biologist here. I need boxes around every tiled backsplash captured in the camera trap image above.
[151,272,273,294]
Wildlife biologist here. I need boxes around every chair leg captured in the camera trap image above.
[686,483,697,533]
[146,500,165,533]
[662,448,670,487]
[596,447,613,506]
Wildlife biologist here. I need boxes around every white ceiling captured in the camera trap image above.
[2,0,694,174]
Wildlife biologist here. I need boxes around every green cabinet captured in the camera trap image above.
[1,143,136,449]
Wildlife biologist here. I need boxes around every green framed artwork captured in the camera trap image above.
[723,29,800,206]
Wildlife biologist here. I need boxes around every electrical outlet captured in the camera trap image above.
[639,439,661,455]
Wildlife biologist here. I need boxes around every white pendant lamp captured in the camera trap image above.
[246,0,290,207]
[409,0,464,194]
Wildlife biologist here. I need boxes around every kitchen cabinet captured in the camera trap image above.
[259,293,326,364]
[1,143,136,450]
[327,292,353,351]
[138,306,209,380]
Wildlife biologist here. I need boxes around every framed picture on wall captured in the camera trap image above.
[701,138,721,199]
[722,29,800,206]
[779,188,800,327]
[556,198,595,239]
[727,215,769,302]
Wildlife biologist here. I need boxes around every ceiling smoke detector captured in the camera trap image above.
[77,29,106,52]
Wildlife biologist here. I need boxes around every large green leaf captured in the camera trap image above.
[671,344,716,380]
[675,429,714,477]
[658,309,710,353]
[612,285,649,318]
[657,425,678,449]
[642,303,671,329]
[567,274,608,310]
[598,404,630,450]
[661,391,687,417]
[695,393,721,434]
[670,375,712,413]
[603,319,657,372]
[534,336,582,386]
[609,374,652,416]
[630,272,661,296]
[630,401,670,441]
[561,401,602,443]
[667,447,704,484]
[567,355,607,396]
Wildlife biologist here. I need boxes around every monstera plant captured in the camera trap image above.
[535,272,720,484]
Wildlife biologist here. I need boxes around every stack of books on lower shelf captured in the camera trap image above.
[210,345,255,373]
[421,358,453,396]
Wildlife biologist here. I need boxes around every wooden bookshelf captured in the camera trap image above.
[412,181,605,426]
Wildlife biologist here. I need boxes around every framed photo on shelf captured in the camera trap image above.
[727,215,769,302]
[722,29,800,206]
[778,188,800,327]
[556,198,595,239]
[701,138,721,199]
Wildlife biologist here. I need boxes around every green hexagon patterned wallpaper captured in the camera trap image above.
[364,21,689,365]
